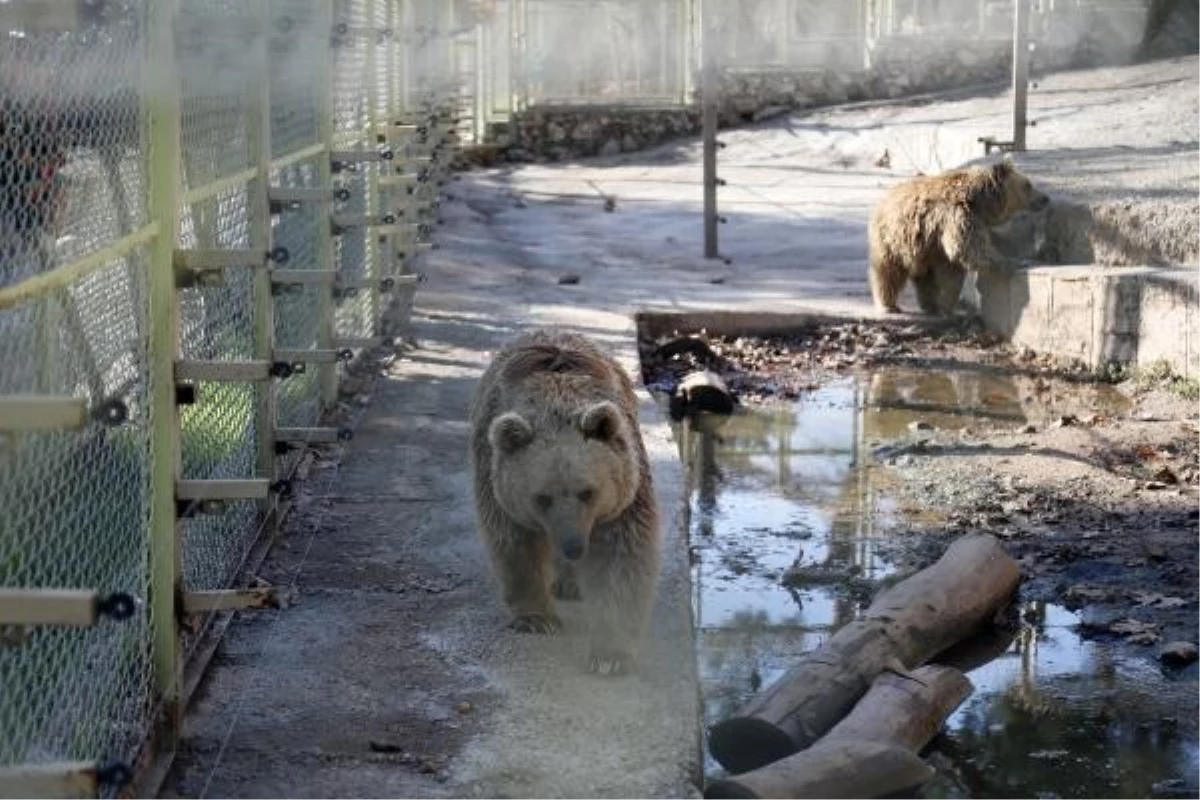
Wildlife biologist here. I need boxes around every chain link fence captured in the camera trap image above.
[0,0,460,794]
[714,0,866,71]
[464,0,1160,138]
[523,0,693,106]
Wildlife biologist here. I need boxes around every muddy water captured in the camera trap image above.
[675,367,1198,798]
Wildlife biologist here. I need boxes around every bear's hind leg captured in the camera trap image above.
[869,256,908,314]
[934,262,967,315]
[493,532,562,634]
[913,270,942,315]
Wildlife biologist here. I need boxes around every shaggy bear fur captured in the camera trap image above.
[868,160,1050,315]
[469,329,661,676]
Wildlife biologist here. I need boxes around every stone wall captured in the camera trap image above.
[497,105,702,164]
[714,35,1014,124]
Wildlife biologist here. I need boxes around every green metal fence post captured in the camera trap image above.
[475,12,487,143]
[249,0,279,498]
[398,0,411,112]
[365,0,382,334]
[144,0,184,739]
[382,0,399,288]
[316,0,338,410]
[513,0,528,113]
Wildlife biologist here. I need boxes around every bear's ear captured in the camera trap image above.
[489,412,534,454]
[991,158,1014,178]
[579,401,624,444]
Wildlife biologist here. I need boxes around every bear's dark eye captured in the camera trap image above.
[578,488,594,504]
[535,494,553,510]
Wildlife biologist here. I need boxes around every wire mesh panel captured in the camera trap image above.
[269,0,327,460]
[331,0,378,343]
[404,0,447,105]
[270,0,325,158]
[0,252,155,775]
[478,0,515,121]
[715,0,866,71]
[177,188,259,362]
[0,0,156,782]
[522,0,691,106]
[0,3,145,287]
[175,0,263,577]
[177,0,259,189]
[177,180,262,593]
[270,159,324,438]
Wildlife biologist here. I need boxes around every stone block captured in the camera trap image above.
[1134,276,1199,375]
[1050,274,1099,363]
[1008,271,1058,350]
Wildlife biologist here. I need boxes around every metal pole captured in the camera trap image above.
[475,9,488,143]
[1011,0,1029,152]
[681,0,694,104]
[365,0,382,332]
[144,0,183,737]
[700,0,718,260]
[250,0,278,498]
[316,0,338,410]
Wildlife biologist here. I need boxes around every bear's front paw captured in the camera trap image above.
[587,647,635,677]
[509,612,562,635]
[552,573,582,601]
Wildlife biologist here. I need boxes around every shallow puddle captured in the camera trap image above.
[927,602,1200,798]
[672,366,1198,798]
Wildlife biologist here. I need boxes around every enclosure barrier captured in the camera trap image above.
[0,1,469,795]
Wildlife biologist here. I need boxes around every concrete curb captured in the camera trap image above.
[974,264,1200,378]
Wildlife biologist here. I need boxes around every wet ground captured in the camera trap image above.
[640,318,1199,799]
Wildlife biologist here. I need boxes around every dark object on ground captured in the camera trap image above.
[652,336,724,369]
[669,370,736,425]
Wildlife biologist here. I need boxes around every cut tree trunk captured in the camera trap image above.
[705,665,973,799]
[708,534,1019,774]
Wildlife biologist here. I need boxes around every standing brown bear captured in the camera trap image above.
[868,160,1050,315]
[469,329,661,676]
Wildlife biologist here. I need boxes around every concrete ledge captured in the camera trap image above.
[637,310,866,341]
[634,309,957,343]
[975,264,1200,378]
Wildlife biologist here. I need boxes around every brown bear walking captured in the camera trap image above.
[868,160,1050,315]
[469,329,661,676]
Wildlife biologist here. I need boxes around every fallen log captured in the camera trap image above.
[705,665,972,799]
[708,534,1019,774]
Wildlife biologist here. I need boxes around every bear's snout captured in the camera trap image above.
[561,536,586,562]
